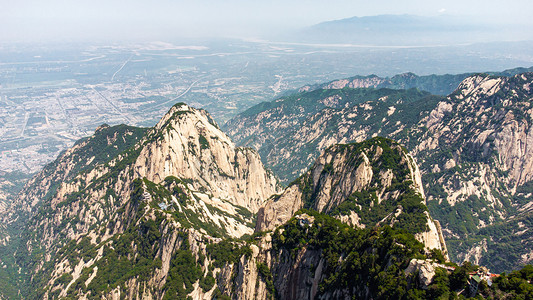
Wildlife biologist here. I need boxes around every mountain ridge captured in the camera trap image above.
[286,66,533,97]
[226,71,533,273]
[1,99,532,298]
[296,14,533,46]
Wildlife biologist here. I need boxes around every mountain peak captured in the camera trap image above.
[94,123,111,133]
[130,103,281,213]
[256,137,447,254]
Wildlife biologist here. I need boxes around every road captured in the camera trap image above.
[20,112,29,137]
[90,87,132,124]
[154,79,200,108]
[111,55,133,81]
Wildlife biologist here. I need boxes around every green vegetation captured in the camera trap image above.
[488,265,533,299]
[272,209,533,299]
[199,134,209,150]
[163,237,202,299]
[257,262,275,296]
[63,218,165,297]
[297,137,429,235]
[206,240,252,268]
[0,171,33,200]
[199,274,215,292]
[272,209,427,298]
[426,262,533,299]
[447,213,533,274]
[237,87,431,120]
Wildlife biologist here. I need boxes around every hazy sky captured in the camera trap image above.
[1,0,533,42]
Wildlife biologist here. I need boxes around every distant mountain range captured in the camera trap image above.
[295,14,532,46]
[278,66,533,99]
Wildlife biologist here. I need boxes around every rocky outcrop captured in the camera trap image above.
[415,214,449,261]
[324,75,387,90]
[256,137,448,255]
[255,185,304,233]
[133,104,281,213]
[405,259,439,289]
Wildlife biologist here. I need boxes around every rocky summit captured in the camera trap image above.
[256,137,447,256]
[0,103,282,298]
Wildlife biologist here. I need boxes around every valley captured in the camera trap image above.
[1,40,532,176]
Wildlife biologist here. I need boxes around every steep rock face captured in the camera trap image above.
[256,137,447,255]
[226,72,533,271]
[416,73,533,192]
[5,103,280,299]
[404,259,442,289]
[133,104,280,212]
[271,246,325,299]
[255,184,304,234]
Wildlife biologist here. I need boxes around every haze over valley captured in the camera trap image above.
[1,39,532,175]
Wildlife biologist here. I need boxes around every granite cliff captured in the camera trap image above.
[256,138,447,256]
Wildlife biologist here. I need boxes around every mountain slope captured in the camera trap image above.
[256,137,448,254]
[4,103,280,298]
[1,124,147,228]
[226,72,533,272]
[225,87,440,181]
[414,73,533,271]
